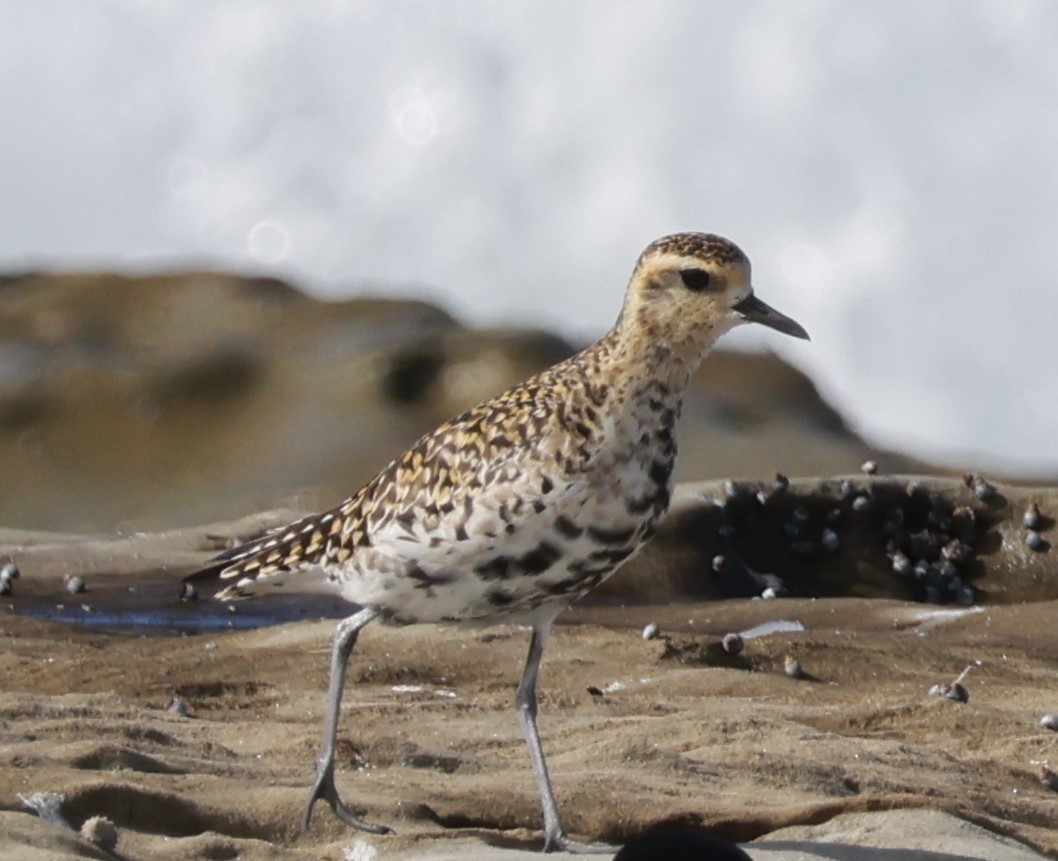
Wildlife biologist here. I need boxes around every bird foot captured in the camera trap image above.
[301,762,393,835]
[544,831,614,854]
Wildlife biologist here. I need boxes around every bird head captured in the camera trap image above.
[620,232,809,359]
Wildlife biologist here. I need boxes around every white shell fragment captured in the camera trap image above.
[1039,713,1058,731]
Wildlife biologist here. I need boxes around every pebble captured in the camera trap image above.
[0,564,17,595]
[851,494,871,513]
[891,552,912,576]
[965,473,996,501]
[974,482,996,501]
[180,582,199,602]
[928,682,968,703]
[761,586,781,600]
[1040,714,1058,731]
[80,816,118,851]
[923,584,944,604]
[860,459,878,476]
[941,539,971,563]
[838,480,856,501]
[937,560,958,580]
[64,575,86,595]
[784,656,805,679]
[820,529,840,553]
[721,632,744,656]
[1023,503,1042,530]
[711,555,727,573]
[1026,530,1045,551]
[772,473,790,493]
[954,585,976,606]
[641,622,660,641]
[168,696,189,717]
[885,507,906,527]
[586,685,604,698]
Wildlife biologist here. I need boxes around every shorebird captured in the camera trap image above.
[187,232,808,852]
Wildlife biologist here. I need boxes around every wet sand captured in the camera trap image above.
[3,479,1058,859]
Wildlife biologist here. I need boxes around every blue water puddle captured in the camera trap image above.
[20,606,317,630]
[12,591,350,634]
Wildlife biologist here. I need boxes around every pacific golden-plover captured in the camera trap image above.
[187,232,809,852]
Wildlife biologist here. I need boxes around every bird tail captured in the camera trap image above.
[183,510,339,600]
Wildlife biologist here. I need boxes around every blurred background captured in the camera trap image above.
[1,0,1056,532]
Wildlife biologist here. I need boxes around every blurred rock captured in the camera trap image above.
[1,271,920,532]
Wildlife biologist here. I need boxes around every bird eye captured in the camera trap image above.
[680,268,712,292]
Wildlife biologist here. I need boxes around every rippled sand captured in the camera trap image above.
[2,478,1057,859]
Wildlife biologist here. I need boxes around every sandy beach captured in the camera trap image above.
[3,477,1058,859]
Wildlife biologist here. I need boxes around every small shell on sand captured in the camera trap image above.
[64,575,86,595]
[784,656,804,679]
[860,460,879,475]
[1039,714,1058,731]
[641,622,660,641]
[721,632,744,655]
[1026,530,1045,551]
[928,682,969,703]
[0,562,18,594]
[964,473,997,501]
[80,815,118,851]
[1023,503,1042,530]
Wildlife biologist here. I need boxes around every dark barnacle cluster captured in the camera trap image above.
[877,485,980,605]
[721,474,846,564]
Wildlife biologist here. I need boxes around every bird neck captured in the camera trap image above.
[599,313,720,398]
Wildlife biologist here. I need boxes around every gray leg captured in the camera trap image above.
[516,618,612,853]
[302,606,390,834]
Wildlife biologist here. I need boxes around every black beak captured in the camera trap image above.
[732,293,810,341]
